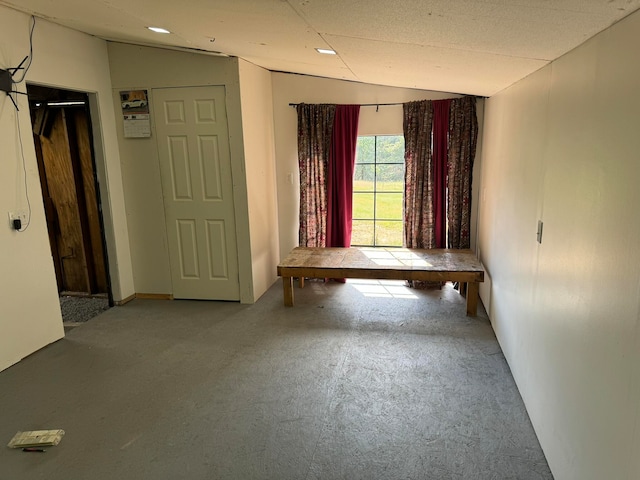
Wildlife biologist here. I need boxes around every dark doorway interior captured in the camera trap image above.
[27,85,112,322]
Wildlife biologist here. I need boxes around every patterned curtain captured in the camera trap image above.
[403,100,435,249]
[296,104,336,247]
[447,97,478,249]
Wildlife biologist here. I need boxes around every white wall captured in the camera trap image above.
[238,60,280,300]
[107,43,255,303]
[271,73,483,259]
[0,7,134,371]
[479,9,640,480]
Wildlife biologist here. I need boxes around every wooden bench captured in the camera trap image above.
[277,247,484,316]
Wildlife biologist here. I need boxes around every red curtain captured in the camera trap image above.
[327,105,360,248]
[432,99,451,248]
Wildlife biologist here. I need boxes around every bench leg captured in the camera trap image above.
[283,277,294,307]
[466,282,479,316]
[299,277,305,289]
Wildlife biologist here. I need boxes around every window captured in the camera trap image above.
[352,135,405,247]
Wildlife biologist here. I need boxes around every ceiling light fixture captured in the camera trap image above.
[316,48,336,55]
[46,100,86,107]
[148,27,171,34]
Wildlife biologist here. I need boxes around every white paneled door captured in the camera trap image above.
[153,86,240,300]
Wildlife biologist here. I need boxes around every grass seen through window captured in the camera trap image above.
[352,135,404,247]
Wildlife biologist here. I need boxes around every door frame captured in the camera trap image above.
[28,83,114,306]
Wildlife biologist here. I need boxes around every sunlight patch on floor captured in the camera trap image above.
[346,279,418,299]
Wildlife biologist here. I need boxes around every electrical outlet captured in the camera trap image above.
[8,211,27,230]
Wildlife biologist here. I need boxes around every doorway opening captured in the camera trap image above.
[27,85,112,326]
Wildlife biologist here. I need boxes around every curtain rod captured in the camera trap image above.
[288,102,402,108]
[288,96,481,109]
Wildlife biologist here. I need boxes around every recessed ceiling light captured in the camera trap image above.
[316,48,336,55]
[148,27,171,34]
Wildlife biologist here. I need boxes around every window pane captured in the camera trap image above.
[352,135,404,248]
[355,136,375,164]
[352,192,374,219]
[353,164,374,191]
[375,221,404,247]
[376,136,405,164]
[375,193,403,220]
[351,220,374,246]
[376,164,404,191]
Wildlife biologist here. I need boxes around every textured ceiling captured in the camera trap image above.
[2,0,639,96]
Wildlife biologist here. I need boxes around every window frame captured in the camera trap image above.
[351,135,404,247]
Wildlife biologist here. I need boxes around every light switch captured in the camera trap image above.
[537,220,543,244]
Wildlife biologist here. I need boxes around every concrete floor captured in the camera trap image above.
[0,280,553,479]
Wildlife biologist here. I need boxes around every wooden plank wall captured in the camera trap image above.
[40,108,88,292]
[74,110,108,293]
[35,107,108,294]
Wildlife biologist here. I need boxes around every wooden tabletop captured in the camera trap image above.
[278,247,484,276]
[277,247,484,315]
